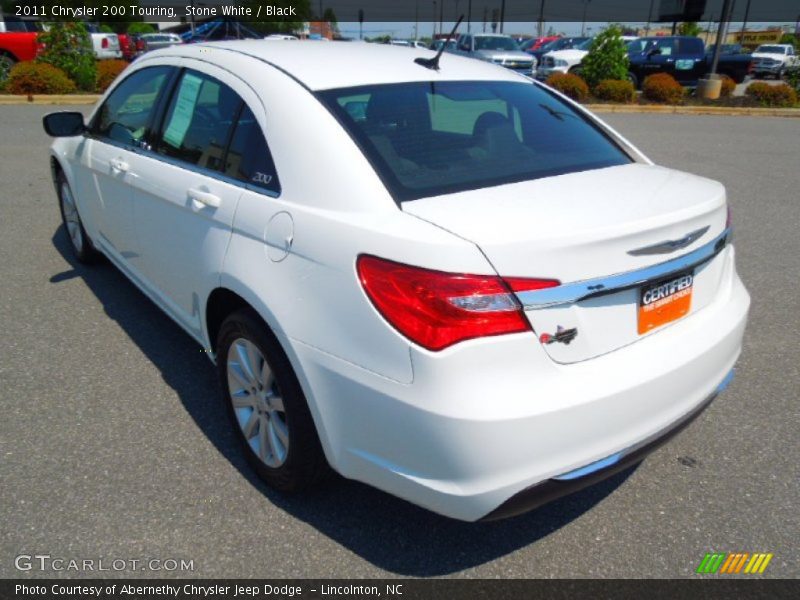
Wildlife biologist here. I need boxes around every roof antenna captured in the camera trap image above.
[415,15,463,71]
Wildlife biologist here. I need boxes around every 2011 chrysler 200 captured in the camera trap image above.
[44,42,749,521]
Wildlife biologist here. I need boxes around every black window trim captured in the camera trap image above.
[316,79,635,204]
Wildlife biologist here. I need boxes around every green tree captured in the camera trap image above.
[678,22,702,37]
[580,24,630,89]
[36,22,96,92]
[127,22,157,35]
[780,33,798,51]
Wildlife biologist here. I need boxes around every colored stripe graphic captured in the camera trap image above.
[697,552,773,574]
[744,553,773,574]
[697,553,727,574]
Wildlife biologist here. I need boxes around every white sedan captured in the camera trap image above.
[43,41,749,521]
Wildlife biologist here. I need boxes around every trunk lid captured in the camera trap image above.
[403,163,730,363]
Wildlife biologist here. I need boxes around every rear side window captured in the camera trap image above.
[223,104,281,195]
[92,66,172,147]
[679,38,704,54]
[156,70,241,171]
[319,81,631,202]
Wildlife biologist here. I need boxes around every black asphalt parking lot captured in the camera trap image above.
[1,105,798,578]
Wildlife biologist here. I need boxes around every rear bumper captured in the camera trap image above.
[95,49,122,60]
[293,254,749,522]
[535,65,568,80]
[481,369,732,520]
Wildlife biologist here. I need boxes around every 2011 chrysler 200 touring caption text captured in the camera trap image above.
[43,42,749,521]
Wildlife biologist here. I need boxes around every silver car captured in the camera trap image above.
[141,33,183,52]
[454,33,536,75]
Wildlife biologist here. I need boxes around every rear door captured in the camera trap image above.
[675,37,706,83]
[128,65,262,338]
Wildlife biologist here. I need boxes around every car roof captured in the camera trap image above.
[148,40,526,91]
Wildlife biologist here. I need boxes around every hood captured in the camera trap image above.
[544,49,589,61]
[751,52,785,60]
[475,50,534,62]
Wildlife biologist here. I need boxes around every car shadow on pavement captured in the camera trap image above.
[51,227,638,577]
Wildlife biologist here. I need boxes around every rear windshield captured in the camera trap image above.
[474,36,520,51]
[318,81,631,202]
[756,45,786,54]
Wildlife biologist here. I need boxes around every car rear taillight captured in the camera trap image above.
[357,255,559,351]
[102,38,109,49]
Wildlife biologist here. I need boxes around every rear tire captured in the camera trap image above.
[627,71,639,90]
[57,173,100,264]
[217,308,328,491]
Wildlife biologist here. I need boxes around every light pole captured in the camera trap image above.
[645,0,654,36]
[538,0,546,38]
[432,1,437,38]
[710,0,735,76]
[740,0,752,47]
[581,0,591,37]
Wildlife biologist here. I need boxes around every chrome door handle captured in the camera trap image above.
[109,158,129,173]
[188,188,221,208]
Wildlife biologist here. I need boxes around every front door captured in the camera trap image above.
[86,65,174,269]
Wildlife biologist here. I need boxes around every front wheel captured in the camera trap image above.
[217,308,328,491]
[57,173,100,264]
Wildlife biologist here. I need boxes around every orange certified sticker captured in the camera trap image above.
[638,271,694,334]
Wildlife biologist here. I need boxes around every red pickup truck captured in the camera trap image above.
[0,18,41,74]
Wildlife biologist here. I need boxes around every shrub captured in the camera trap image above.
[580,24,630,89]
[5,61,76,95]
[545,72,589,102]
[593,79,636,103]
[642,73,685,104]
[96,60,129,92]
[719,74,736,98]
[745,82,798,107]
[36,22,96,91]
[785,65,800,94]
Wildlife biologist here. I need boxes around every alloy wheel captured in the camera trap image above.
[226,338,289,467]
[60,182,84,254]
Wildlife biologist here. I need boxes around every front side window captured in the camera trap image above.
[92,66,172,147]
[319,81,631,202]
[156,70,242,171]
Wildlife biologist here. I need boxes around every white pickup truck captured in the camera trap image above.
[751,44,798,79]
[86,25,122,60]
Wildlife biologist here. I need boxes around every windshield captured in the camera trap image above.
[756,45,786,54]
[318,81,631,202]
[575,38,594,51]
[474,36,520,51]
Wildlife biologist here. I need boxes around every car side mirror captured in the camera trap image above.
[43,112,86,137]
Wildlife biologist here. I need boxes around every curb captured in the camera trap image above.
[0,94,102,105]
[584,104,800,118]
